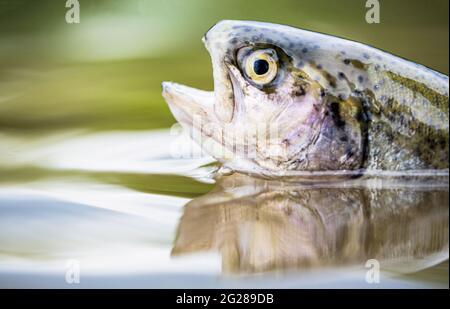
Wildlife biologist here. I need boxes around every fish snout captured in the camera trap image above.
[161,81,215,129]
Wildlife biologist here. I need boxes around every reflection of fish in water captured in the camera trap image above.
[172,174,449,273]
[162,20,449,177]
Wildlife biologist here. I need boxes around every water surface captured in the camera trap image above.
[0,130,448,288]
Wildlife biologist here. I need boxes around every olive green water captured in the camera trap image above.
[0,0,448,288]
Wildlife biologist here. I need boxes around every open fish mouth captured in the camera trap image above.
[162,82,215,128]
[161,81,240,164]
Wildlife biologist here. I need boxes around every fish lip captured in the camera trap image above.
[162,81,236,163]
[161,81,214,110]
[161,81,215,127]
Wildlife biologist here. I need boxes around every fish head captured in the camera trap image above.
[162,20,367,175]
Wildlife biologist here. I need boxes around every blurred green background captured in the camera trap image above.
[0,0,448,134]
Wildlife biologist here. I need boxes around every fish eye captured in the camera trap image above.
[243,49,278,85]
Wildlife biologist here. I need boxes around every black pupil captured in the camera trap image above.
[253,59,269,75]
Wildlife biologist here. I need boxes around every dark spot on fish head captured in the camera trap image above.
[338,94,346,101]
[338,72,346,80]
[329,102,346,128]
[282,139,290,147]
[327,75,337,88]
[385,131,394,143]
[346,149,354,158]
[355,109,366,122]
[292,86,306,97]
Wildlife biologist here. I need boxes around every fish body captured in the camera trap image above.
[162,20,449,177]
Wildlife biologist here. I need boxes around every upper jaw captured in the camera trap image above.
[161,59,240,129]
[162,81,241,164]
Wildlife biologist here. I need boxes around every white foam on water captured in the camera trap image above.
[0,129,215,178]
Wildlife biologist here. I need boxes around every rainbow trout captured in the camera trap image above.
[162,20,449,177]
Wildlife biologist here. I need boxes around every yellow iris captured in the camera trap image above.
[244,49,278,85]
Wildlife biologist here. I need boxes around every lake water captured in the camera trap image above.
[0,130,448,288]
